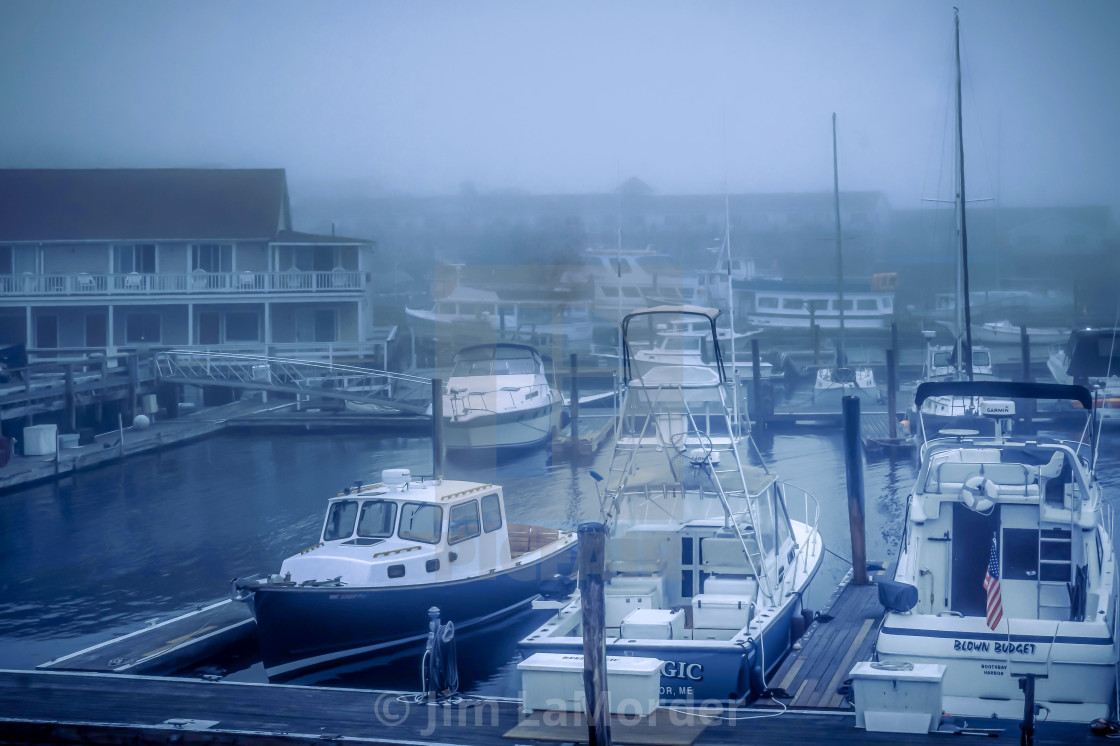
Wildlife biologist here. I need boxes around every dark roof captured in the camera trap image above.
[272,229,372,245]
[0,169,290,242]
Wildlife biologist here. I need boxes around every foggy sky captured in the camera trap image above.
[1,0,1118,211]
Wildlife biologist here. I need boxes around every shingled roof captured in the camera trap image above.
[0,169,292,242]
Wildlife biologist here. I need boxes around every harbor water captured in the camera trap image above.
[2,413,1116,697]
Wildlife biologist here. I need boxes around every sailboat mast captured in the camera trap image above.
[832,113,846,366]
[725,190,740,431]
[955,9,975,381]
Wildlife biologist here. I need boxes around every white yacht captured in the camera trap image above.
[913,339,1000,438]
[875,381,1117,722]
[812,365,881,410]
[443,344,558,450]
[742,283,894,334]
[1047,328,1120,421]
[520,306,823,703]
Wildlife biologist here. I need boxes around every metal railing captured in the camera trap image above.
[1,269,364,297]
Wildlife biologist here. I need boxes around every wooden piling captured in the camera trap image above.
[431,378,444,481]
[578,521,611,746]
[886,349,897,439]
[569,353,580,442]
[64,364,76,433]
[1020,325,1035,427]
[842,396,867,585]
[751,339,763,425]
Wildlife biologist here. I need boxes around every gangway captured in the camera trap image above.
[154,350,431,415]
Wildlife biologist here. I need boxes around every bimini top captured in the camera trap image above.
[622,305,722,326]
[914,381,1094,411]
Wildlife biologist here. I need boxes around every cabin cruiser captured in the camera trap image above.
[629,320,774,382]
[875,382,1117,722]
[443,344,558,450]
[912,337,999,438]
[1048,328,1120,421]
[973,320,1070,346]
[236,469,578,678]
[520,306,823,703]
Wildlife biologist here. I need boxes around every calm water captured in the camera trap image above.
[1,413,1115,696]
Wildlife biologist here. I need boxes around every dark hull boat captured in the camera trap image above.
[237,470,578,679]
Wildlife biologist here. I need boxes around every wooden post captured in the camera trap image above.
[64,364,76,433]
[810,307,819,366]
[842,396,867,585]
[578,522,611,746]
[751,339,763,426]
[886,349,898,439]
[1019,325,1034,428]
[126,354,139,420]
[569,353,580,442]
[431,378,444,481]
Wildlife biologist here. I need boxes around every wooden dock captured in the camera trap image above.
[552,412,616,458]
[0,669,1096,745]
[37,598,255,676]
[766,574,885,710]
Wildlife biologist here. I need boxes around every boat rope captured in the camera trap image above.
[661,693,788,721]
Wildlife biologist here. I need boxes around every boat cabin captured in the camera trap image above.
[279,470,563,587]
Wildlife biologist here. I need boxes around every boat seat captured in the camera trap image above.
[932,461,1039,497]
[604,533,669,626]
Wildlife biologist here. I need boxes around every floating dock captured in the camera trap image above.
[0,668,1096,745]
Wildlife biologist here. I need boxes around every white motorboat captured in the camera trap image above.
[1047,328,1120,421]
[627,311,774,381]
[875,381,1117,722]
[973,320,1071,346]
[520,306,823,704]
[812,365,881,410]
[442,343,558,450]
[914,340,1000,437]
[236,468,579,679]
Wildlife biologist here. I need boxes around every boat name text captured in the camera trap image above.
[953,639,1037,656]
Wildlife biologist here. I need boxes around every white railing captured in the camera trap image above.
[0,269,364,297]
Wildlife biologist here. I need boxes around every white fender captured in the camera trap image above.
[959,474,997,513]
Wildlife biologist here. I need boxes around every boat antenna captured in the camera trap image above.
[832,112,846,368]
[955,8,975,381]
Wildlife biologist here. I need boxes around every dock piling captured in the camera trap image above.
[886,348,897,439]
[431,378,443,481]
[569,353,580,443]
[578,521,611,746]
[1020,325,1035,428]
[751,339,763,426]
[842,396,867,585]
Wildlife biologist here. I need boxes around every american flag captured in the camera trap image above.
[984,535,1003,630]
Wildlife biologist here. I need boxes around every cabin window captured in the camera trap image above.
[601,286,619,297]
[357,500,397,539]
[757,297,779,309]
[449,501,482,545]
[807,299,828,312]
[324,500,359,541]
[458,303,478,316]
[933,351,953,367]
[399,503,443,544]
[608,258,633,275]
[883,297,893,310]
[481,494,503,533]
[856,299,878,311]
[622,286,641,298]
[782,298,802,310]
[972,350,991,367]
[833,299,854,311]
[754,490,776,554]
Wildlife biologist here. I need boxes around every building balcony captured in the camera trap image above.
[1,269,365,298]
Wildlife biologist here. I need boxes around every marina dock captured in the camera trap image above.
[0,668,1095,745]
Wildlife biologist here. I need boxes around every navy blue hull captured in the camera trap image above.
[249,544,577,678]
[520,597,799,704]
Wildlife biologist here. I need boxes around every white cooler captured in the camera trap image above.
[621,608,685,640]
[23,424,58,456]
[691,593,752,630]
[851,661,946,734]
[518,653,662,716]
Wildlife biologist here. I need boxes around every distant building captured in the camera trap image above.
[0,169,385,363]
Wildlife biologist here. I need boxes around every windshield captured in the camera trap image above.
[323,500,358,541]
[357,500,397,538]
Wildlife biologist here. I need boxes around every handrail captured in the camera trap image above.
[0,270,365,296]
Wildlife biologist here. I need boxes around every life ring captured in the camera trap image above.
[959,474,997,513]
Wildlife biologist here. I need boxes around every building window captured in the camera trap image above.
[85,314,107,347]
[757,297,779,309]
[225,312,260,342]
[35,315,58,348]
[193,244,232,273]
[126,313,161,343]
[0,246,11,274]
[114,244,156,274]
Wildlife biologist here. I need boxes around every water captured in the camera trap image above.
[2,415,1115,697]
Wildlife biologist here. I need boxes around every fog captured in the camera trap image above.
[2,0,1118,211]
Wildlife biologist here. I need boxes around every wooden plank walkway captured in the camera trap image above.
[37,598,255,675]
[765,574,885,711]
[0,669,1096,745]
[861,412,917,454]
[553,412,616,458]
